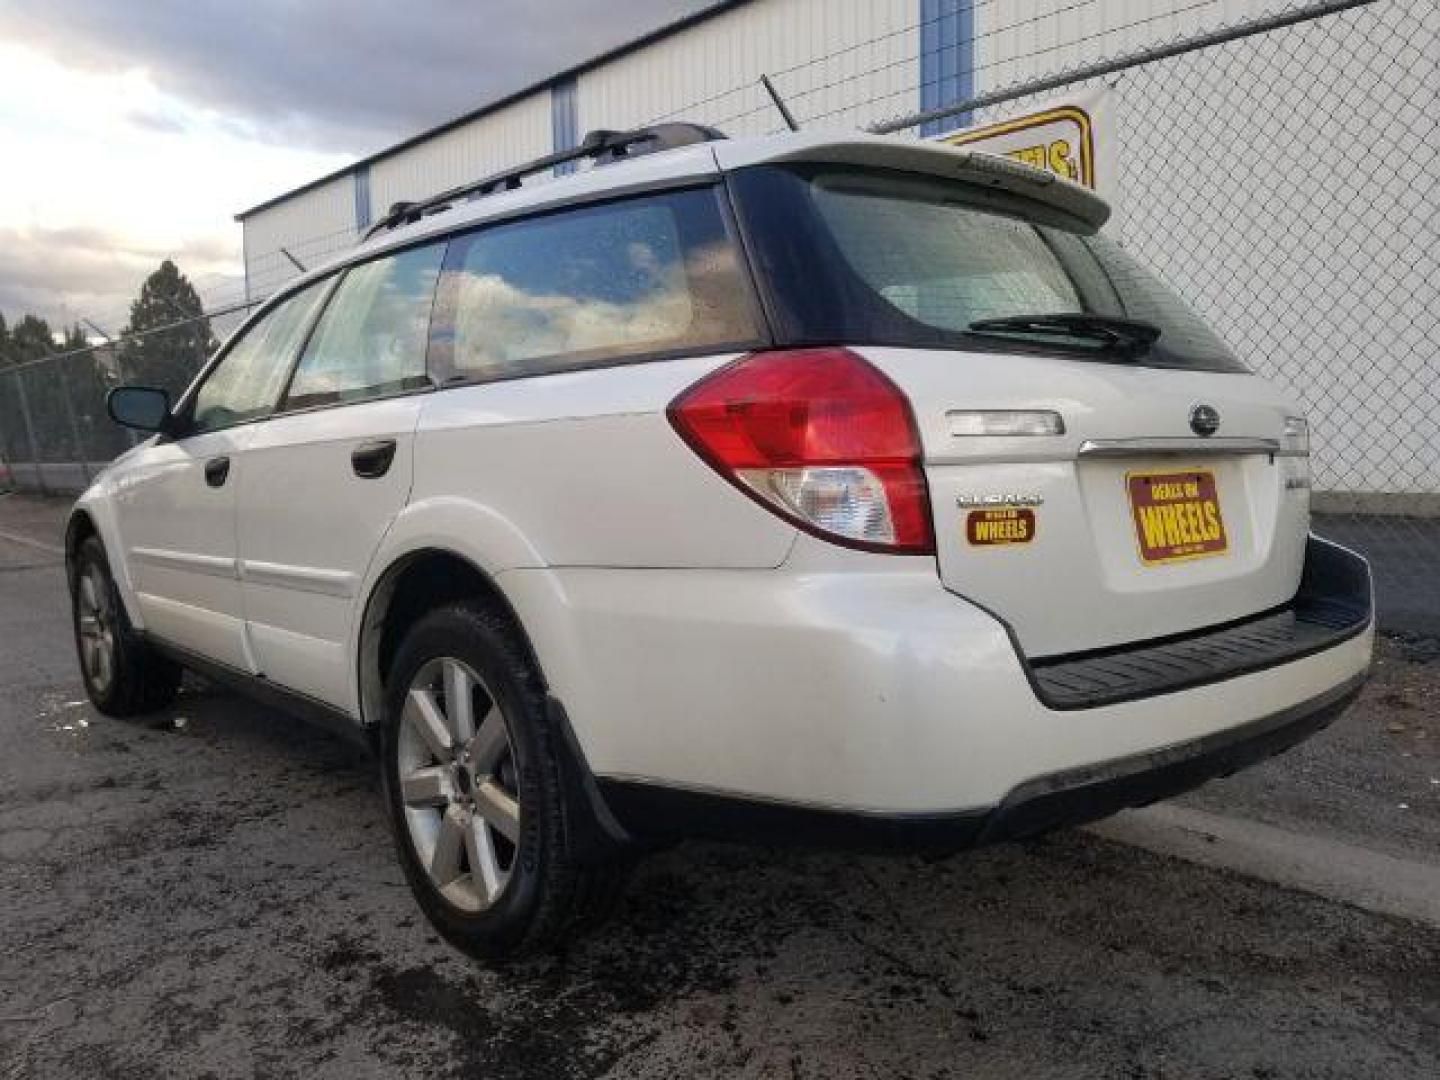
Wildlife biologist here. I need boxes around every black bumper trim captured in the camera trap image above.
[595,673,1365,855]
[977,672,1363,845]
[1025,535,1372,709]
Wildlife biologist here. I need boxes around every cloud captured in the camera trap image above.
[125,104,190,136]
[1,0,716,156]
[0,1,718,328]
[0,226,241,330]
[451,266,694,376]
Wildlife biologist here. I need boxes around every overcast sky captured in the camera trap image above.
[0,0,712,333]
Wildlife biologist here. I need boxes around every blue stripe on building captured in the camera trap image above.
[920,0,975,137]
[353,165,372,231]
[551,78,579,175]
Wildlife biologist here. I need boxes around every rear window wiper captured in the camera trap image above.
[967,313,1162,358]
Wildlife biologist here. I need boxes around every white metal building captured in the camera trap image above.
[235,0,1439,503]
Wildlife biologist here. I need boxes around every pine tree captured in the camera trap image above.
[0,311,10,366]
[120,260,214,397]
[9,315,56,362]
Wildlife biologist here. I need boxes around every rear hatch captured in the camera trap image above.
[866,347,1307,655]
[727,149,1311,657]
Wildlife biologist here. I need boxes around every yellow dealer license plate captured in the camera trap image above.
[1127,469,1229,565]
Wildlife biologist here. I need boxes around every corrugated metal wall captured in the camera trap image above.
[239,0,923,294]
[245,2,1303,286]
[578,0,915,135]
[236,0,1351,282]
[368,94,553,215]
[242,175,356,301]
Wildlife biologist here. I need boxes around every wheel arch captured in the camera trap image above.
[64,502,144,627]
[61,492,144,622]
[64,508,99,584]
[355,546,545,730]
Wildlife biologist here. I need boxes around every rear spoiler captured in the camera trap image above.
[713,133,1110,232]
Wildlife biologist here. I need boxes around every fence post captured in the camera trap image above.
[0,375,11,489]
[57,361,92,488]
[12,369,47,496]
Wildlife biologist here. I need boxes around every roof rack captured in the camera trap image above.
[363,122,726,239]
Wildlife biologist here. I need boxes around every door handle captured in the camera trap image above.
[204,456,231,487]
[351,439,397,479]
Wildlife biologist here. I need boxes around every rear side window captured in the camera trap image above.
[284,242,445,410]
[429,187,760,383]
[732,165,1246,373]
[191,279,329,433]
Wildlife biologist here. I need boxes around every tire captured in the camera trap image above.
[380,601,630,960]
[71,535,182,717]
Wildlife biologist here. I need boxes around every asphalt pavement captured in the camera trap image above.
[1314,512,1440,638]
[1,493,1437,1079]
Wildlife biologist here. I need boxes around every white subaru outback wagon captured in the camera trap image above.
[69,124,1373,958]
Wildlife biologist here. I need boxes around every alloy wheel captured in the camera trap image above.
[396,657,521,912]
[77,565,116,694]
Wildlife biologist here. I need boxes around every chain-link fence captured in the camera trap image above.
[0,0,1434,630]
[0,302,257,495]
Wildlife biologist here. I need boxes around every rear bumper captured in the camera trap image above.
[504,534,1373,818]
[976,671,1362,846]
[594,672,1364,854]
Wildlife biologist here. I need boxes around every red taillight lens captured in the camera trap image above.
[668,348,935,554]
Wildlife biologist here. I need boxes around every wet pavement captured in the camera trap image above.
[2,493,1437,1078]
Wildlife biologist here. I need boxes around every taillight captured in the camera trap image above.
[667,348,935,554]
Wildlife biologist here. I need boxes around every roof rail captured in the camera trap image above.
[363,122,726,239]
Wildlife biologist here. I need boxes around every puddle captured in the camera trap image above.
[37,695,92,734]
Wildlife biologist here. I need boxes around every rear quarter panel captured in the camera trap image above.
[404,354,798,570]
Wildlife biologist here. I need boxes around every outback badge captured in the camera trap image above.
[955,493,1044,508]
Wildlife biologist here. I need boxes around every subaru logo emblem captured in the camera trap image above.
[1190,404,1221,437]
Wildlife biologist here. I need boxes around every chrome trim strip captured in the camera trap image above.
[240,559,356,599]
[130,547,239,580]
[1077,437,1282,458]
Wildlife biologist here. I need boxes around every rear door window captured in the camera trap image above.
[283,242,445,410]
[430,187,761,383]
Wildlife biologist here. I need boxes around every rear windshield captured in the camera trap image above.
[730,165,1246,372]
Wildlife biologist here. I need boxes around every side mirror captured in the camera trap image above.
[106,386,173,433]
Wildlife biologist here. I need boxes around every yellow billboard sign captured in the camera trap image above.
[935,88,1113,198]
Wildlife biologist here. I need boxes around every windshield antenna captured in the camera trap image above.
[760,74,800,132]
